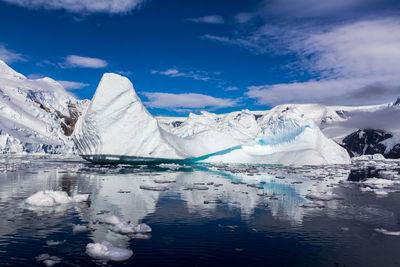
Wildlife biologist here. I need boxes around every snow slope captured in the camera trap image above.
[74,73,350,165]
[0,60,87,153]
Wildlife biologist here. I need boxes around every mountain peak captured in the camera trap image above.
[394,96,400,106]
[0,59,26,79]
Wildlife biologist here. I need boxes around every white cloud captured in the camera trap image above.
[61,55,108,68]
[204,17,400,106]
[0,45,26,63]
[144,92,237,109]
[1,0,146,15]
[151,68,211,81]
[244,19,400,105]
[224,86,239,91]
[186,15,224,24]
[58,80,90,90]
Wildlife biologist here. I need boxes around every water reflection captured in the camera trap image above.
[1,155,400,266]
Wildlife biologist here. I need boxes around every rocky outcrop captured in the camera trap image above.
[341,129,400,158]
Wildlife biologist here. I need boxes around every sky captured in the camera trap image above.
[0,0,400,116]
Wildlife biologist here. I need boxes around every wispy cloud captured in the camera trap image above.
[60,55,108,69]
[224,86,239,91]
[0,45,26,63]
[186,15,224,24]
[57,80,90,90]
[244,19,400,106]
[151,68,212,81]
[144,92,237,109]
[1,0,146,15]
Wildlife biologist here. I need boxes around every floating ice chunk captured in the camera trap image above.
[46,240,65,246]
[374,228,400,236]
[73,224,90,233]
[134,223,152,233]
[101,216,151,234]
[43,257,61,267]
[86,241,133,261]
[305,191,342,201]
[139,185,169,191]
[25,191,89,207]
[36,254,51,262]
[374,190,389,196]
[364,178,399,189]
[36,254,61,266]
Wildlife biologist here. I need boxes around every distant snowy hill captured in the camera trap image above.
[0,60,88,153]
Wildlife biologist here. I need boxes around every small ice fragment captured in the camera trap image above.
[73,224,90,233]
[341,227,350,231]
[86,241,133,261]
[374,228,400,236]
[36,254,50,261]
[139,185,168,191]
[43,259,61,267]
[305,191,342,201]
[101,216,135,234]
[134,223,152,233]
[46,240,65,246]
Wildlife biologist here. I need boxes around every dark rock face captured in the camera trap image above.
[32,98,81,136]
[394,97,400,106]
[341,129,400,158]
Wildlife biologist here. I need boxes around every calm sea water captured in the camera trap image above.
[0,155,400,266]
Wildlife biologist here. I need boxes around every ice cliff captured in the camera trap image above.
[74,73,351,165]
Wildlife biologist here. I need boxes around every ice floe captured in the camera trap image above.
[86,241,133,261]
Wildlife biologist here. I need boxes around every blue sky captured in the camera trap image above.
[1,0,400,116]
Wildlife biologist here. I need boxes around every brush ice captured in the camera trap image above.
[86,241,133,261]
[74,74,351,166]
[25,190,89,206]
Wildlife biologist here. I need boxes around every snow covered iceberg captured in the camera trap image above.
[73,73,350,165]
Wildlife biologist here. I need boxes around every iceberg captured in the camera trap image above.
[74,73,350,165]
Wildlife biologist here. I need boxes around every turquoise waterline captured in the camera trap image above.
[81,124,311,165]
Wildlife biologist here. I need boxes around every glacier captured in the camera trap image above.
[0,60,88,153]
[73,73,351,165]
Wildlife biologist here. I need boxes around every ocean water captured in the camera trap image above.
[0,155,400,266]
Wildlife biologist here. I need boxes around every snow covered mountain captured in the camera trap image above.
[74,73,350,165]
[0,60,88,153]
